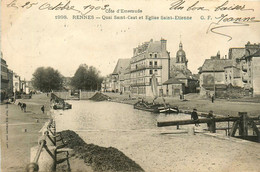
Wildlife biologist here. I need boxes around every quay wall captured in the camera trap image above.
[80,91,96,100]
[53,91,70,100]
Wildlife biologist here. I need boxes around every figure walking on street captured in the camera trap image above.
[211,94,215,103]
[23,103,27,112]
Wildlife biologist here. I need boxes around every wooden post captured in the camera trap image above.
[230,121,239,137]
[250,120,260,143]
[238,112,248,137]
[243,113,248,137]
[227,115,230,136]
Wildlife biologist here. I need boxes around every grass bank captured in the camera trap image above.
[103,93,260,117]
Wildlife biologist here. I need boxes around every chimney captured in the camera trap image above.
[217,51,220,59]
[161,38,167,51]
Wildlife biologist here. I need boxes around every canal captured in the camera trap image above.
[54,100,192,131]
[53,100,232,172]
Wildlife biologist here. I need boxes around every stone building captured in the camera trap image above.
[199,42,260,97]
[120,65,131,93]
[165,42,198,96]
[1,56,14,100]
[111,58,131,93]
[13,73,21,93]
[1,58,9,100]
[103,39,198,97]
[102,59,131,93]
[101,74,113,92]
[162,77,184,97]
[130,39,170,96]
[7,69,13,96]
[241,43,260,96]
[199,52,233,96]
[224,65,242,87]
[249,50,260,96]
[227,42,260,96]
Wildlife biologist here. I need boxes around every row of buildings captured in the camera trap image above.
[1,53,32,101]
[199,42,260,98]
[102,39,260,98]
[101,38,199,97]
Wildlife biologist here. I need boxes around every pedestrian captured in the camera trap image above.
[211,94,215,103]
[207,110,214,128]
[191,108,199,126]
[23,103,27,112]
[41,105,45,114]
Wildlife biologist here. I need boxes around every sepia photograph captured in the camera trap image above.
[1,0,260,171]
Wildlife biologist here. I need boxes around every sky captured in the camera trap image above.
[2,0,260,80]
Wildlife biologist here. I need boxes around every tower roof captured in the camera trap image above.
[176,42,186,56]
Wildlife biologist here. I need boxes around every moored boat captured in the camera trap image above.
[134,102,179,114]
[53,102,72,110]
[133,74,179,114]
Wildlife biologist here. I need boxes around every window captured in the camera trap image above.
[149,70,153,75]
[155,54,157,58]
[154,61,157,66]
[150,54,152,57]
[154,69,158,74]
[149,61,153,66]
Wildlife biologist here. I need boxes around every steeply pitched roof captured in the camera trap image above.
[112,59,131,74]
[228,48,245,59]
[200,59,233,72]
[175,72,188,79]
[147,41,162,53]
[163,78,183,85]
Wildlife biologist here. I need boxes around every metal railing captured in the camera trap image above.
[26,119,57,172]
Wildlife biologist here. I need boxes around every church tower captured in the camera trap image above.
[175,41,188,70]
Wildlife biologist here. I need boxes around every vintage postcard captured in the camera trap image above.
[1,0,260,171]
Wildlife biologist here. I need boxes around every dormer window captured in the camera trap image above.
[154,54,157,58]
[150,53,152,58]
